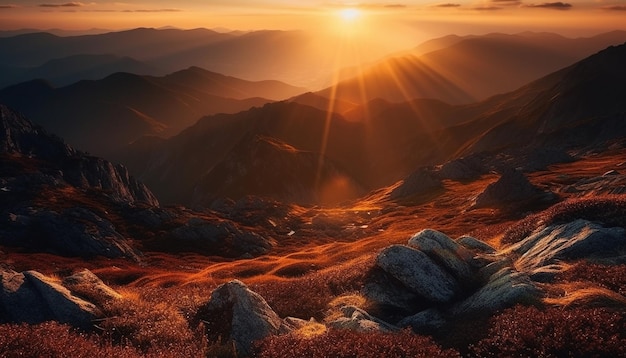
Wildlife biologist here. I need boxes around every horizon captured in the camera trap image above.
[1,1,625,65]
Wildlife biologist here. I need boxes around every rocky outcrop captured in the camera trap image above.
[2,207,141,260]
[510,219,626,272]
[362,230,540,330]
[63,269,123,302]
[438,156,484,181]
[0,104,158,206]
[327,305,398,333]
[194,280,296,357]
[473,168,554,209]
[390,168,442,201]
[170,218,274,258]
[0,269,119,329]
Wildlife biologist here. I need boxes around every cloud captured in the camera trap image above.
[602,5,626,10]
[0,4,18,8]
[491,0,522,5]
[121,8,181,13]
[383,4,407,7]
[525,2,572,9]
[433,3,461,7]
[471,5,502,10]
[39,2,84,7]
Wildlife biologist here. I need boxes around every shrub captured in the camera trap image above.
[0,322,141,358]
[253,329,460,358]
[469,305,626,357]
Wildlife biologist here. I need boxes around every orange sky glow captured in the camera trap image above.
[1,1,625,67]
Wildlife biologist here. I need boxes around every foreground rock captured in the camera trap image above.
[194,280,297,357]
[510,219,626,272]
[0,269,119,328]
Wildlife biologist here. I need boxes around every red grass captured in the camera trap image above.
[253,329,460,358]
[556,262,626,296]
[469,305,626,357]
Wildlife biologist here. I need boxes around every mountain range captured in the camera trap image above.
[0,67,305,156]
[319,31,626,105]
[118,42,626,206]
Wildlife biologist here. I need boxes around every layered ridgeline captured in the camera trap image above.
[121,42,626,206]
[0,104,286,259]
[0,28,328,89]
[316,31,626,105]
[0,67,305,157]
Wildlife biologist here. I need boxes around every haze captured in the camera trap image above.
[1,0,625,68]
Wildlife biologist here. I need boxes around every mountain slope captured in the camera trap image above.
[121,42,626,206]
[320,31,626,105]
[0,67,305,156]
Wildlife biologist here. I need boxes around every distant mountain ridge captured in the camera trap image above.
[320,31,626,105]
[0,67,305,156]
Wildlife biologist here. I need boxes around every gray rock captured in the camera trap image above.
[511,219,626,271]
[195,280,288,357]
[451,268,540,316]
[390,168,442,201]
[397,308,446,334]
[362,279,422,314]
[478,258,514,283]
[457,236,496,254]
[327,305,398,333]
[0,269,98,328]
[408,229,474,282]
[376,245,460,303]
[62,269,122,302]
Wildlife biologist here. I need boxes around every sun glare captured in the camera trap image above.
[339,8,361,22]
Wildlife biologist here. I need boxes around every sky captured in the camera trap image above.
[0,0,625,54]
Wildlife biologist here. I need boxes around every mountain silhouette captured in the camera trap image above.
[0,54,159,89]
[0,28,328,88]
[0,67,305,156]
[319,31,626,105]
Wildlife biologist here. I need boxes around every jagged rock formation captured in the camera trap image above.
[0,269,119,328]
[0,104,158,206]
[389,168,442,201]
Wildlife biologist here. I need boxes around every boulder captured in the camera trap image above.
[473,168,551,209]
[397,308,446,334]
[450,268,540,317]
[327,305,398,333]
[457,236,496,254]
[408,229,475,283]
[376,245,460,303]
[390,168,442,201]
[362,277,423,315]
[194,280,290,357]
[62,269,122,302]
[511,219,626,271]
[0,269,98,328]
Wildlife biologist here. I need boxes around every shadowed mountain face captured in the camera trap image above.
[120,42,626,206]
[0,54,159,89]
[0,67,305,157]
[320,31,626,105]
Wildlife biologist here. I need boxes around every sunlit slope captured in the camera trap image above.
[320,31,626,105]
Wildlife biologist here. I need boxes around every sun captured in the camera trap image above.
[339,8,361,22]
